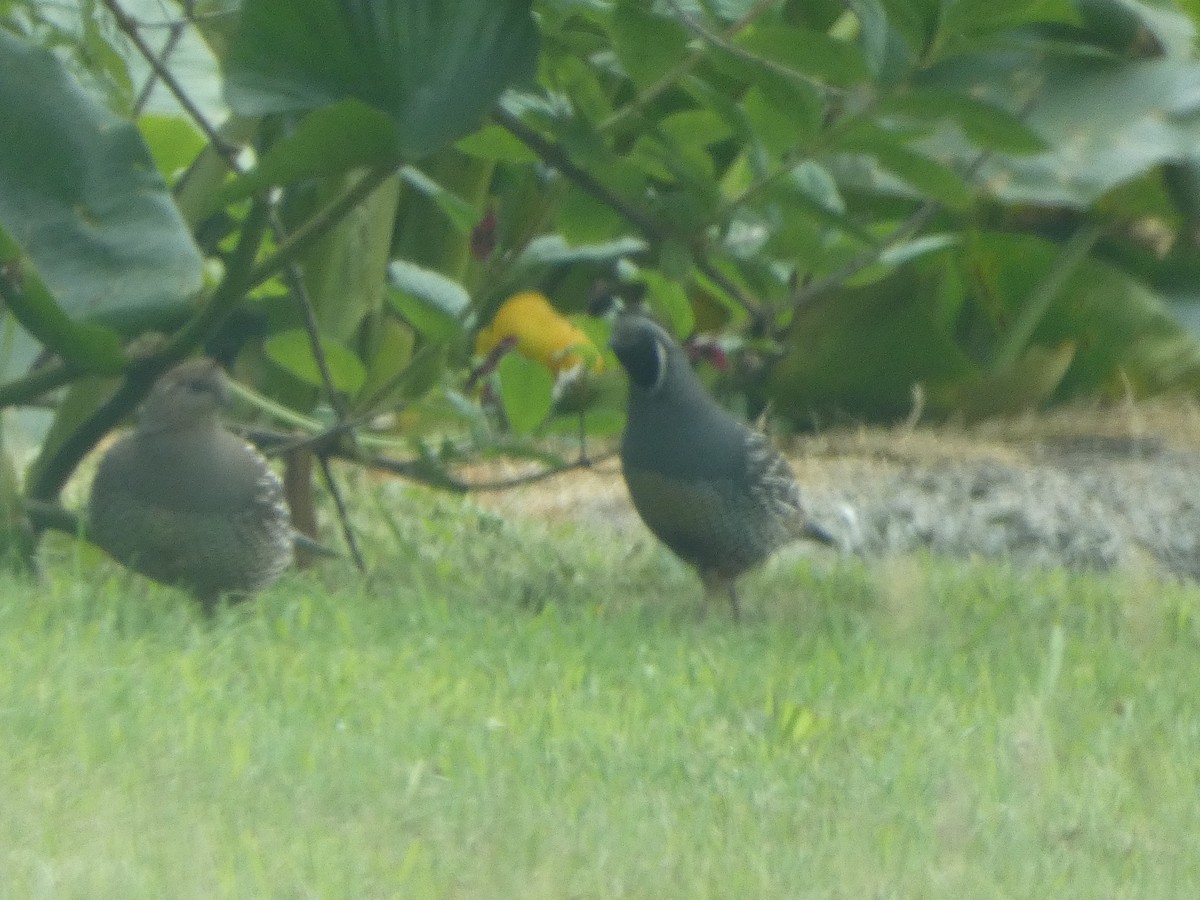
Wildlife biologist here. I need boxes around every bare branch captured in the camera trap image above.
[132,17,186,116]
[101,0,237,161]
[239,424,615,494]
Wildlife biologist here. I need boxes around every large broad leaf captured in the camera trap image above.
[226,0,539,159]
[610,4,689,91]
[303,170,403,343]
[768,264,979,422]
[264,329,368,395]
[920,50,1200,207]
[0,33,203,335]
[211,100,403,212]
[958,231,1200,399]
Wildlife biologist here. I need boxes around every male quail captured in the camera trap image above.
[88,359,294,612]
[610,314,832,619]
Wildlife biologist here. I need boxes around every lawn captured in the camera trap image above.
[1,484,1199,898]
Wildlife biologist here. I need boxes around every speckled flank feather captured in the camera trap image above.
[88,360,294,610]
[743,428,834,545]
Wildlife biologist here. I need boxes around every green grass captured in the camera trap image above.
[3,484,1200,897]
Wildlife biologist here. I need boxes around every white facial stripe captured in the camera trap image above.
[650,337,668,394]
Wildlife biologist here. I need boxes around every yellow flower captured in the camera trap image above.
[475,292,604,375]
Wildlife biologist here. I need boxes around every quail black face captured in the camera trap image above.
[609,315,669,393]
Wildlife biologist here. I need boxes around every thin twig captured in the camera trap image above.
[601,0,776,133]
[454,451,616,492]
[270,221,367,570]
[268,210,352,417]
[247,163,400,291]
[784,141,1000,315]
[316,454,366,572]
[496,108,662,236]
[132,16,186,116]
[239,423,614,494]
[495,108,762,319]
[101,0,236,159]
[664,0,844,95]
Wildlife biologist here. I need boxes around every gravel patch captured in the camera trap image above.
[470,404,1200,582]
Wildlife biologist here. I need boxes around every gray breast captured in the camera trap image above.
[89,430,293,598]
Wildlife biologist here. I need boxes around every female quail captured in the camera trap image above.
[89,359,294,612]
[610,314,831,618]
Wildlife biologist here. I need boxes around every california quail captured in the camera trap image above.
[610,314,832,619]
[88,359,294,612]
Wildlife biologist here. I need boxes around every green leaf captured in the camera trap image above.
[881,89,1048,155]
[741,85,821,158]
[213,100,402,212]
[767,269,979,421]
[920,50,1200,207]
[497,352,555,434]
[455,125,540,163]
[611,3,689,91]
[638,270,695,337]
[939,342,1077,420]
[627,134,715,184]
[515,235,648,267]
[304,170,403,342]
[387,260,471,340]
[845,233,962,287]
[226,0,539,160]
[399,166,478,234]
[137,114,208,180]
[264,329,368,395]
[386,342,449,405]
[735,23,870,88]
[836,124,973,209]
[848,0,893,78]
[0,33,203,331]
[1074,0,1195,58]
[357,316,415,409]
[659,110,735,147]
[558,187,628,244]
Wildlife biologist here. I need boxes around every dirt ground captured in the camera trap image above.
[468,397,1200,583]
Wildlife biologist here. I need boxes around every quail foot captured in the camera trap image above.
[89,359,294,613]
[609,314,832,619]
